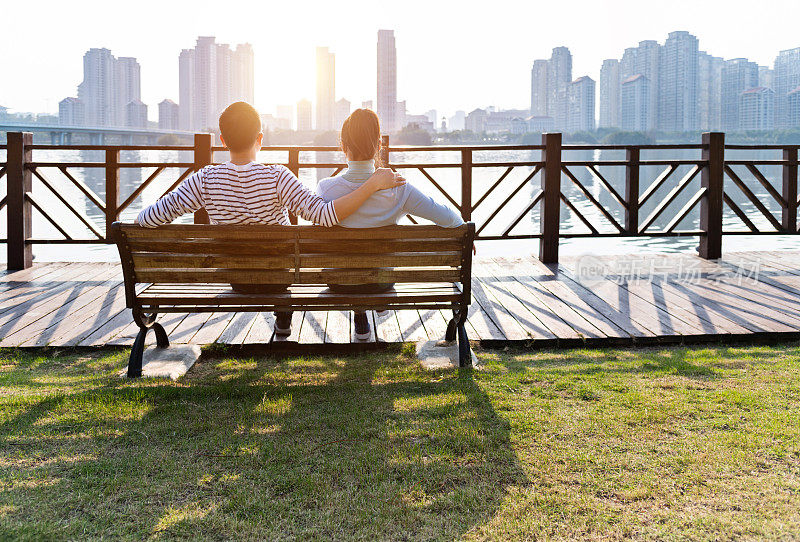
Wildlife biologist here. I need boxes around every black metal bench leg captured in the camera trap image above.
[457,322,471,367]
[152,322,169,348]
[128,327,147,378]
[445,317,457,342]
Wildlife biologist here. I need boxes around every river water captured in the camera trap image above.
[1,146,799,262]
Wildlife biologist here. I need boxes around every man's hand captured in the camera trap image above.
[366,167,406,191]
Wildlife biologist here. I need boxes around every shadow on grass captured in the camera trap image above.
[0,350,527,540]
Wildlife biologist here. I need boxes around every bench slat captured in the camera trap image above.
[127,239,463,257]
[299,227,466,240]
[139,289,460,306]
[298,239,464,253]
[128,240,295,256]
[140,303,457,313]
[135,268,462,285]
[120,224,467,241]
[131,252,460,269]
[132,254,296,269]
[299,252,462,268]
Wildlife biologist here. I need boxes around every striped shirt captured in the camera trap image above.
[136,161,338,227]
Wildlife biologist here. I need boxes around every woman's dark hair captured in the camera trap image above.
[340,108,382,165]
[218,101,261,152]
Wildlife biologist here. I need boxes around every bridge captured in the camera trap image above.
[0,122,196,145]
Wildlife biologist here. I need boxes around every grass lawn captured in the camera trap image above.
[1,343,800,540]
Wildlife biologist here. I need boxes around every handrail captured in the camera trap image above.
[3,130,800,270]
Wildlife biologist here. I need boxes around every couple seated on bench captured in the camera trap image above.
[136,102,463,339]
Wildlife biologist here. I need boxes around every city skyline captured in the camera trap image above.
[44,33,800,136]
[3,0,800,119]
[36,28,800,136]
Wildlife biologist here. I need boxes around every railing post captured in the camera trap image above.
[460,149,472,222]
[287,148,300,225]
[539,132,562,263]
[193,133,213,224]
[7,132,33,270]
[625,147,640,234]
[783,147,798,232]
[105,149,119,240]
[380,135,390,167]
[699,132,724,259]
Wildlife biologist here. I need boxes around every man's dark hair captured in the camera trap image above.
[218,102,261,152]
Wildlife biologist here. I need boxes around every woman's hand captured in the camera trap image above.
[366,168,406,191]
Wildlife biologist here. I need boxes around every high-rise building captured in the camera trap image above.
[158,99,179,130]
[567,76,595,132]
[698,52,723,131]
[634,40,660,130]
[77,48,117,127]
[425,109,437,125]
[178,49,194,130]
[316,46,335,131]
[296,99,312,131]
[530,59,549,116]
[658,31,699,131]
[72,48,145,128]
[192,36,218,131]
[448,110,466,131]
[125,99,148,128]
[599,59,620,128]
[721,58,759,131]
[335,98,351,129]
[59,97,85,126]
[759,66,775,90]
[361,100,373,110]
[787,86,800,127]
[774,48,800,128]
[739,87,775,130]
[621,75,650,131]
[178,37,255,131]
[620,47,638,81]
[276,105,294,129]
[115,57,141,127]
[377,30,397,133]
[548,47,572,129]
[215,43,233,113]
[232,43,255,103]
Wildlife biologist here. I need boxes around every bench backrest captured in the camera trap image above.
[112,222,474,306]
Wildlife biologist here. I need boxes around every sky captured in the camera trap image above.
[2,0,800,120]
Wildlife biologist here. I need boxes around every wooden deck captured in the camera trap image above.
[3,252,800,349]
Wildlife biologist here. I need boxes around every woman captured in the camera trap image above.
[317,108,464,340]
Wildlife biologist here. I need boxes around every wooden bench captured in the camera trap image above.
[111,222,475,376]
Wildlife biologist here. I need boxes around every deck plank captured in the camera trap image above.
[25,281,127,347]
[485,258,597,340]
[0,266,121,346]
[325,310,351,344]
[374,310,403,343]
[299,311,327,344]
[243,312,275,344]
[395,309,429,342]
[5,254,800,349]
[555,259,699,338]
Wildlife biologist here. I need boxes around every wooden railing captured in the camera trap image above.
[2,131,799,269]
